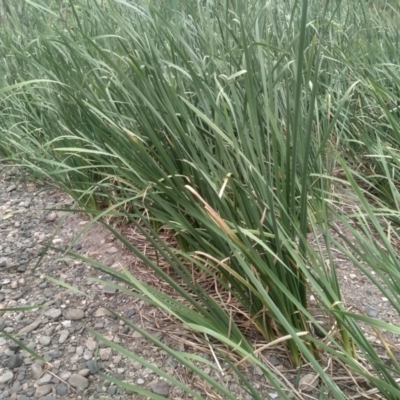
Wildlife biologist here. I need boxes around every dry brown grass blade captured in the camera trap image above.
[185,185,237,240]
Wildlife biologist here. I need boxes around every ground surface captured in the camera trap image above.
[0,166,399,400]
[0,167,274,400]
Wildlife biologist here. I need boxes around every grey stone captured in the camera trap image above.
[58,331,69,344]
[121,326,130,334]
[78,369,90,377]
[83,349,93,360]
[107,385,117,395]
[0,389,11,399]
[6,184,17,192]
[43,289,55,298]
[17,395,29,400]
[64,309,85,321]
[86,359,102,374]
[131,361,142,371]
[0,370,13,384]
[56,384,68,396]
[67,374,89,391]
[3,347,15,357]
[103,285,117,295]
[48,350,62,358]
[106,246,118,254]
[72,242,82,250]
[44,308,62,320]
[0,259,6,268]
[38,373,52,385]
[17,265,27,273]
[10,292,23,301]
[11,380,21,392]
[16,372,25,381]
[39,336,52,346]
[149,380,170,397]
[365,305,379,318]
[60,372,71,381]
[38,396,56,400]
[31,362,43,380]
[34,384,53,397]
[8,354,23,368]
[269,355,281,366]
[43,327,55,336]
[165,356,178,369]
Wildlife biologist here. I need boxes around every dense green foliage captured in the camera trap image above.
[2,0,400,398]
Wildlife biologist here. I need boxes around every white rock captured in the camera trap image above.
[31,362,43,380]
[0,370,13,384]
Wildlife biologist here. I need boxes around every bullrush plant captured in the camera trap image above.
[2,0,400,398]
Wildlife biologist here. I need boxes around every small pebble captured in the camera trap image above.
[78,369,90,377]
[149,380,170,397]
[45,212,57,222]
[64,308,85,320]
[6,184,17,192]
[58,330,69,344]
[68,374,89,391]
[39,336,52,346]
[365,305,380,318]
[31,362,43,380]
